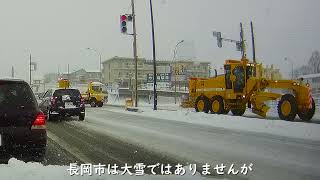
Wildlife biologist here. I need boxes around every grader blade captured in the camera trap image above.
[251,92,282,118]
[252,105,270,118]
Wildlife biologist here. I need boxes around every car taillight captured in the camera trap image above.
[80,95,85,104]
[50,96,57,104]
[31,112,46,130]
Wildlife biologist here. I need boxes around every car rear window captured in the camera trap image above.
[53,89,80,97]
[0,81,37,110]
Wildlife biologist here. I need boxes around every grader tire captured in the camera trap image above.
[90,98,97,107]
[210,96,225,114]
[298,98,315,122]
[278,94,297,121]
[223,109,230,115]
[195,96,210,113]
[231,107,246,116]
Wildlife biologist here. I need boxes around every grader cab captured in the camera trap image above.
[189,58,315,121]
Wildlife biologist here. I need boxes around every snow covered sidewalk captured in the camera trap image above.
[106,106,320,141]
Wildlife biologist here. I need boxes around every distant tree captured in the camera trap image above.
[294,50,320,77]
[294,65,311,78]
[308,50,320,73]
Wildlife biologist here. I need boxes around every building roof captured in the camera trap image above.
[102,56,146,64]
[103,56,210,65]
[86,70,101,73]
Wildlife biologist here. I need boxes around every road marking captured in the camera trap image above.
[47,130,92,163]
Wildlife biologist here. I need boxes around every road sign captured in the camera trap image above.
[147,73,171,82]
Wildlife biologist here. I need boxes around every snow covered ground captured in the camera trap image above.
[105,102,320,141]
[0,158,215,180]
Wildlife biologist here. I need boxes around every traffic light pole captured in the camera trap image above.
[131,0,138,107]
[149,0,157,110]
[240,23,246,58]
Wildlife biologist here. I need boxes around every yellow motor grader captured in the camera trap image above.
[189,57,315,121]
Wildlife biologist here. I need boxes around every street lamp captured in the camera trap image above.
[284,57,294,79]
[173,40,184,104]
[86,48,102,82]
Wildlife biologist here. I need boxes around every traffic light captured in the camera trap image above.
[127,15,133,22]
[120,15,128,33]
[217,32,222,48]
[236,41,242,51]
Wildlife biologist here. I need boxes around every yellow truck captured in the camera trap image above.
[58,78,70,89]
[81,82,108,107]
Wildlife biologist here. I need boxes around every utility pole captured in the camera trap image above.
[67,64,70,80]
[250,21,257,76]
[250,21,256,63]
[149,0,157,110]
[131,0,138,107]
[29,53,32,85]
[11,66,14,78]
[99,54,102,82]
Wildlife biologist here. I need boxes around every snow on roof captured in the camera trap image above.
[298,73,320,79]
[86,70,101,73]
[0,77,26,82]
[91,82,103,86]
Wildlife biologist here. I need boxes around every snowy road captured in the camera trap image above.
[44,106,320,180]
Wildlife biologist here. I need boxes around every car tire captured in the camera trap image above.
[31,148,46,162]
[46,109,54,121]
[97,102,103,107]
[79,113,85,121]
[90,99,97,107]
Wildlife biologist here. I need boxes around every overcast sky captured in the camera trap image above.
[0,0,319,80]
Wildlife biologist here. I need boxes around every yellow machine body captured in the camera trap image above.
[188,58,315,121]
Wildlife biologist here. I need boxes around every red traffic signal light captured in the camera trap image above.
[121,15,127,21]
[120,15,128,33]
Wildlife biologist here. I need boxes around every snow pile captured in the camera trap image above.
[0,158,215,180]
[107,94,181,107]
[108,107,320,141]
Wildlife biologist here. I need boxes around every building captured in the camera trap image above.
[102,56,210,89]
[44,73,59,83]
[102,57,153,88]
[44,69,102,85]
[60,69,101,84]
[262,64,283,80]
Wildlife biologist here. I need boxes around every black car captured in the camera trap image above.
[39,88,85,121]
[0,79,47,162]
